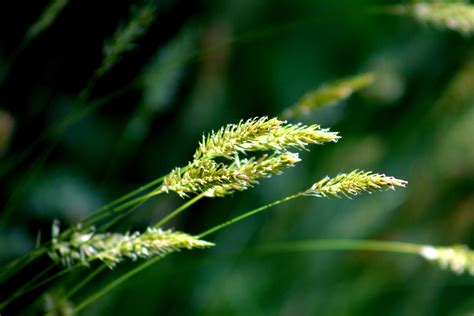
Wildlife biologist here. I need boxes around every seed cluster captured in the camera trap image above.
[304,170,408,198]
[49,223,213,268]
[420,245,474,275]
[162,117,339,198]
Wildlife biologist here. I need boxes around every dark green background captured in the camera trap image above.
[1,0,473,315]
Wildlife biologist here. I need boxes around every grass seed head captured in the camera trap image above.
[420,245,474,275]
[161,152,301,198]
[396,2,474,36]
[49,224,213,268]
[283,73,374,119]
[194,117,339,160]
[304,170,408,198]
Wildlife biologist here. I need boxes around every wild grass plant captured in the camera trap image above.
[0,0,473,315]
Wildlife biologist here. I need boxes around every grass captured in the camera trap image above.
[1,1,473,315]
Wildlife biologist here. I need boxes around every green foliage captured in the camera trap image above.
[24,0,69,43]
[0,0,473,315]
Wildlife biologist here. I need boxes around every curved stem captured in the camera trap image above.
[83,194,152,228]
[79,164,190,229]
[198,193,301,238]
[0,263,57,311]
[2,263,83,310]
[98,199,149,233]
[254,239,423,256]
[74,256,162,313]
[80,176,165,226]
[154,193,204,228]
[65,265,107,300]
[0,247,47,283]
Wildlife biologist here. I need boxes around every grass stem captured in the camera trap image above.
[198,193,301,238]
[65,265,107,300]
[154,193,204,228]
[254,239,422,256]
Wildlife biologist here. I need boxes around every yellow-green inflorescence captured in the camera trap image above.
[282,73,374,119]
[397,2,474,36]
[49,222,213,268]
[304,170,408,198]
[420,244,474,275]
[160,152,301,198]
[25,0,69,42]
[193,117,339,160]
[160,117,340,198]
[98,1,158,76]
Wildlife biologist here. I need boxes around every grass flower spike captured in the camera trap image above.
[304,170,407,198]
[194,117,284,160]
[160,152,301,197]
[49,223,213,268]
[396,3,474,36]
[414,3,474,36]
[420,244,474,275]
[161,117,339,198]
[97,1,158,77]
[194,117,339,160]
[25,0,69,42]
[282,73,374,119]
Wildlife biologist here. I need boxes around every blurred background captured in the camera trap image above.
[1,0,474,315]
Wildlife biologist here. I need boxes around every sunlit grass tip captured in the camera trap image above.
[420,244,474,275]
[395,2,474,36]
[194,116,340,160]
[303,170,407,198]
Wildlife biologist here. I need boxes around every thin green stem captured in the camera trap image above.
[198,193,301,238]
[0,247,47,283]
[65,265,107,300]
[83,194,151,228]
[365,5,406,16]
[254,239,423,256]
[0,146,54,229]
[79,164,191,228]
[74,256,162,313]
[154,193,204,228]
[80,176,165,225]
[0,263,57,311]
[98,198,151,233]
[21,266,76,297]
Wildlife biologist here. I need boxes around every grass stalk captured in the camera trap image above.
[64,265,107,300]
[254,239,422,256]
[74,256,162,313]
[82,192,155,227]
[0,263,57,310]
[154,193,205,228]
[198,193,301,238]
